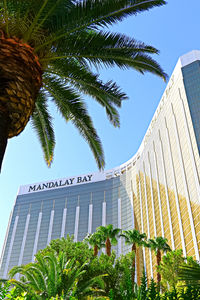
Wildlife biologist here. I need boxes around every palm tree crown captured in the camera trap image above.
[85,232,105,256]
[0,0,167,171]
[121,229,147,250]
[148,237,171,253]
[96,224,121,256]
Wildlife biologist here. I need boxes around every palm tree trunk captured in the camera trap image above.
[0,105,9,172]
[94,245,98,256]
[132,243,136,289]
[105,237,111,256]
[156,249,161,284]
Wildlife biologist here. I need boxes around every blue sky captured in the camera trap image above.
[1,0,200,253]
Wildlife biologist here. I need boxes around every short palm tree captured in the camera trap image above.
[147,237,171,284]
[85,232,105,256]
[121,229,147,285]
[0,0,167,171]
[8,251,105,299]
[96,224,121,256]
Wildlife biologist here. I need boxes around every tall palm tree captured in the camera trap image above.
[85,232,105,256]
[147,237,171,284]
[96,224,121,256]
[0,0,167,171]
[120,229,147,285]
[8,251,105,299]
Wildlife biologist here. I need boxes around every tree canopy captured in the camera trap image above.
[0,0,167,171]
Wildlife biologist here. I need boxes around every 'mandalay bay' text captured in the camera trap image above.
[28,174,93,192]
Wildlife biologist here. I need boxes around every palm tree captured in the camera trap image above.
[120,229,147,285]
[147,237,171,284]
[85,232,105,256]
[0,0,167,171]
[96,224,121,256]
[8,251,105,299]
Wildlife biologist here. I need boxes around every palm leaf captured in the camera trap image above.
[48,58,125,107]
[178,265,200,286]
[54,30,159,56]
[45,30,167,80]
[47,59,125,126]
[43,75,105,169]
[35,0,166,51]
[25,265,46,292]
[31,92,55,167]
[75,274,106,297]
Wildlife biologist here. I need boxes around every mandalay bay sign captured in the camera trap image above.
[18,172,106,195]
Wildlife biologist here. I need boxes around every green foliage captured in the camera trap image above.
[0,0,167,168]
[158,249,185,290]
[8,250,105,299]
[178,285,200,300]
[0,281,10,299]
[6,290,30,300]
[148,279,160,300]
[39,236,114,298]
[40,235,93,264]
[178,263,200,287]
[140,270,148,300]
[114,253,135,300]
[100,252,135,300]
[158,249,200,290]
[5,233,200,300]
[40,236,136,300]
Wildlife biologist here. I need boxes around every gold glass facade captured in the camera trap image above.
[110,50,200,281]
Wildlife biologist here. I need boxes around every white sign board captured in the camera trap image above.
[18,172,106,195]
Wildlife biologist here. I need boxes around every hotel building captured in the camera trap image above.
[0,50,200,281]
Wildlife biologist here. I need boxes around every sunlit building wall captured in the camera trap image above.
[1,50,200,281]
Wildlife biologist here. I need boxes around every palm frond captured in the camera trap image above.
[24,0,50,41]
[44,30,167,80]
[48,57,126,106]
[121,229,147,246]
[8,266,24,278]
[47,59,126,126]
[23,268,42,291]
[178,265,200,286]
[55,30,158,55]
[26,265,47,292]
[75,274,106,297]
[8,278,29,292]
[31,91,55,167]
[54,30,159,56]
[67,0,167,30]
[35,0,166,50]
[148,237,171,252]
[110,237,118,245]
[43,0,166,33]
[43,75,105,169]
